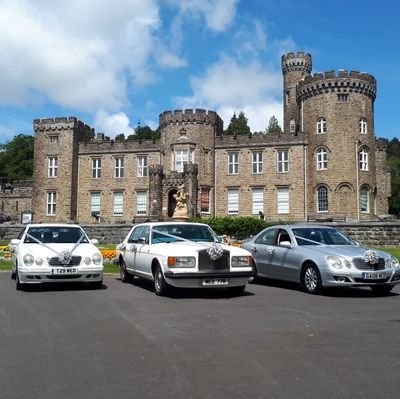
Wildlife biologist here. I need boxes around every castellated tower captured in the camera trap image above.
[32,117,94,222]
[281,52,312,133]
[295,67,380,219]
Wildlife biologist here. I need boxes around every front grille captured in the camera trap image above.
[354,277,390,283]
[48,256,82,267]
[352,257,385,271]
[46,274,83,279]
[198,249,230,273]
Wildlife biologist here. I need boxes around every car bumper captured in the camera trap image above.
[321,269,400,287]
[17,266,103,284]
[164,271,254,289]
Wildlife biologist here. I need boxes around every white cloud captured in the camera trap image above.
[0,125,19,144]
[174,55,283,131]
[93,110,133,137]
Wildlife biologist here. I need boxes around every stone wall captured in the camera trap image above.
[1,222,400,247]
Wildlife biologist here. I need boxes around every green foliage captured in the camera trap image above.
[128,125,160,141]
[266,115,282,134]
[114,133,125,141]
[190,216,276,240]
[0,134,34,181]
[388,153,400,215]
[224,112,251,136]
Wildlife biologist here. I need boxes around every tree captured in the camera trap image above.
[127,125,160,140]
[266,115,282,134]
[387,137,400,216]
[114,133,125,141]
[0,134,34,181]
[224,111,251,136]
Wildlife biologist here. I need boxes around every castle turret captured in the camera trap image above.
[281,52,312,133]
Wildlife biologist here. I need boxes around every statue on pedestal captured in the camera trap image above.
[172,184,189,219]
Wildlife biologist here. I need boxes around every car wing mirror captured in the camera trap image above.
[90,239,99,245]
[138,237,148,244]
[279,241,292,249]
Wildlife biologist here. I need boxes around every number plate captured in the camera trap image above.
[202,278,228,286]
[51,267,78,275]
[362,272,386,279]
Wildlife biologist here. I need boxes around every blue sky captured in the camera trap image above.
[0,0,398,144]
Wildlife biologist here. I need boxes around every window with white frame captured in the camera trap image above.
[316,148,328,170]
[228,152,239,174]
[359,118,367,134]
[113,192,124,216]
[200,187,210,213]
[115,157,124,178]
[277,187,289,214]
[290,119,296,133]
[252,188,264,214]
[277,150,289,173]
[46,191,57,216]
[48,157,58,178]
[317,117,327,134]
[137,156,148,177]
[317,186,328,212]
[227,189,239,214]
[136,191,147,215]
[360,186,369,213]
[175,149,192,172]
[252,151,263,174]
[90,192,101,215]
[359,148,369,171]
[92,158,101,179]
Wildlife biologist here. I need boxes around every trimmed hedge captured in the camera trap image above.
[190,216,277,240]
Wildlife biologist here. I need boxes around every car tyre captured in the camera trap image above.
[119,258,133,283]
[301,263,322,295]
[11,270,16,280]
[90,280,103,289]
[370,284,394,296]
[15,271,24,291]
[154,264,169,296]
[248,265,260,284]
[227,285,246,296]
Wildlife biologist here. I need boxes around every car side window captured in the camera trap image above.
[128,226,144,243]
[141,226,150,243]
[276,229,292,245]
[255,228,277,245]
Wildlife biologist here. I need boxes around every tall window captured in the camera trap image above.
[290,119,296,133]
[228,152,239,174]
[136,191,147,215]
[201,188,210,213]
[137,156,148,177]
[48,157,58,178]
[252,188,264,214]
[90,192,101,215]
[113,192,123,216]
[317,186,328,212]
[46,192,56,216]
[360,186,369,213]
[277,187,289,214]
[115,158,124,178]
[175,149,192,172]
[277,150,289,173]
[92,159,101,179]
[227,189,239,214]
[317,118,327,134]
[49,135,59,144]
[337,94,348,102]
[316,148,328,170]
[359,118,367,134]
[359,149,369,171]
[252,152,263,174]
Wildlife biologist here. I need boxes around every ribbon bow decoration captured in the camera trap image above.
[207,243,224,261]
[363,250,379,265]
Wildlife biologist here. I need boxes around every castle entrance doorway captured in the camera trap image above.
[167,189,178,217]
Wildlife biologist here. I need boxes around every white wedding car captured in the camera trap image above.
[117,222,254,296]
[9,224,104,290]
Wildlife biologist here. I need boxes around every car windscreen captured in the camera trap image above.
[292,228,354,246]
[24,227,89,244]
[152,224,216,243]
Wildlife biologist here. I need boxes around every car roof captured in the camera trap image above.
[265,224,338,230]
[134,222,211,228]
[25,223,82,228]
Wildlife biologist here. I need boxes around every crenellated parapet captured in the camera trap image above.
[159,109,223,133]
[281,52,312,74]
[33,117,94,134]
[297,70,376,101]
[376,138,388,152]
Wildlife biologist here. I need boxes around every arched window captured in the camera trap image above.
[289,119,296,133]
[359,118,367,134]
[359,148,369,171]
[316,148,328,170]
[317,117,327,134]
[317,186,328,212]
[360,186,369,213]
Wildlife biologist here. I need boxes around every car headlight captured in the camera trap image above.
[84,257,92,265]
[326,255,351,270]
[35,257,44,266]
[92,253,103,265]
[167,256,196,268]
[386,256,400,269]
[231,256,253,267]
[23,254,34,266]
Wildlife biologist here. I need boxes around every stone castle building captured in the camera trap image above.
[27,52,390,224]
